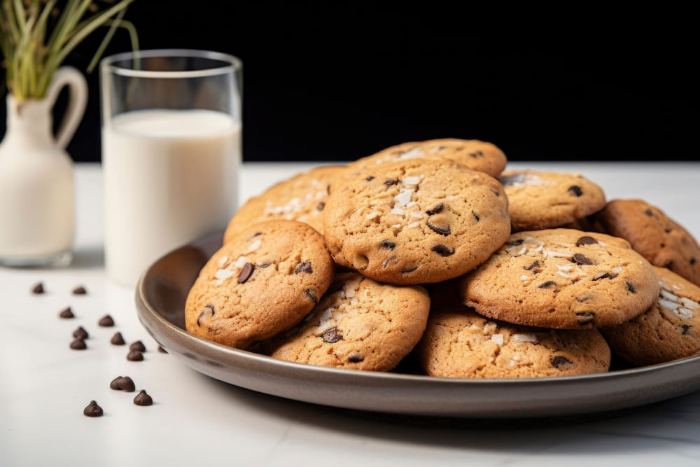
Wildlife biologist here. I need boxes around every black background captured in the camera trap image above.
[0,3,695,163]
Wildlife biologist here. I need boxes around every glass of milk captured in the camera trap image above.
[100,50,242,286]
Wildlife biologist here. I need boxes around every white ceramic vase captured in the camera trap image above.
[0,67,88,267]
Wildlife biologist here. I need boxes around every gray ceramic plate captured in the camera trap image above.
[135,233,700,418]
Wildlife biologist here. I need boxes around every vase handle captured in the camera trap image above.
[45,66,88,149]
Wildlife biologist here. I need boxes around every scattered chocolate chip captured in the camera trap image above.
[133,390,153,406]
[348,352,364,363]
[31,282,45,294]
[384,179,398,187]
[326,184,331,195]
[322,327,343,343]
[110,332,125,345]
[127,350,144,362]
[469,150,484,157]
[491,189,500,197]
[524,260,541,271]
[625,281,637,293]
[572,253,595,265]
[197,311,205,327]
[248,232,263,240]
[70,339,87,350]
[98,315,114,327]
[72,286,87,295]
[83,400,103,417]
[592,272,617,281]
[59,307,74,319]
[130,341,146,353]
[258,263,271,268]
[692,258,697,265]
[427,220,450,236]
[550,356,574,370]
[472,211,480,222]
[383,256,396,268]
[294,262,313,274]
[205,304,215,316]
[110,376,135,392]
[644,209,654,217]
[538,281,557,289]
[238,263,254,283]
[426,204,444,215]
[568,185,583,197]
[401,266,418,273]
[304,289,317,303]
[665,228,673,233]
[577,296,592,302]
[664,260,674,269]
[506,239,524,246]
[158,346,168,354]
[380,240,395,250]
[575,312,596,325]
[575,236,598,247]
[431,244,455,257]
[365,176,375,181]
[681,324,692,335]
[73,326,88,340]
[316,202,325,211]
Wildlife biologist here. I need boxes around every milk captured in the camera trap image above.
[103,109,240,286]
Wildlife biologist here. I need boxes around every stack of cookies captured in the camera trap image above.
[185,138,700,378]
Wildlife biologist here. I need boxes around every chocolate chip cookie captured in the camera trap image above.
[601,267,700,366]
[185,220,334,349]
[460,229,660,329]
[595,199,700,286]
[347,138,507,178]
[498,170,606,232]
[269,273,430,371]
[416,306,611,378]
[323,159,511,285]
[224,165,347,241]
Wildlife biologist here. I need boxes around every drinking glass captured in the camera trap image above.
[100,49,242,286]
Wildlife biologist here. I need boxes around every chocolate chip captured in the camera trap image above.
[31,282,45,294]
[205,304,215,316]
[426,204,444,215]
[238,263,254,283]
[692,258,697,265]
[664,260,674,269]
[576,236,598,247]
[401,265,418,273]
[572,253,595,265]
[111,332,125,345]
[491,189,500,197]
[348,352,364,363]
[322,327,343,343]
[248,232,263,240]
[258,263,271,268]
[506,239,524,246]
[577,296,592,302]
[383,256,396,268]
[130,341,146,353]
[127,350,144,362]
[427,220,450,236]
[665,228,673,233]
[158,346,168,354]
[59,307,74,319]
[431,244,455,257]
[384,179,398,187]
[133,390,153,406]
[644,208,654,216]
[568,185,583,197]
[196,311,205,327]
[365,176,375,181]
[83,400,103,417]
[380,240,395,250]
[538,281,557,289]
[550,356,574,370]
[524,260,541,271]
[316,202,325,211]
[304,289,317,303]
[72,286,87,295]
[575,312,596,325]
[73,326,88,340]
[326,184,331,195]
[625,281,637,293]
[469,150,484,157]
[681,324,692,335]
[70,339,87,350]
[472,211,480,222]
[592,272,617,281]
[294,262,313,274]
[98,315,114,327]
[110,376,135,392]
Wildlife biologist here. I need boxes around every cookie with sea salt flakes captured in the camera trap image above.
[460,229,660,329]
[346,138,507,178]
[223,165,347,241]
[323,159,511,285]
[498,170,606,232]
[269,273,430,371]
[594,199,700,286]
[601,267,700,366]
[185,220,334,350]
[415,306,611,378]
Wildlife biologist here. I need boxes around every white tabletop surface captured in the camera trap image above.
[2,162,700,467]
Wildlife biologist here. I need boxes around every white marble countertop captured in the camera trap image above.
[2,162,700,467]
